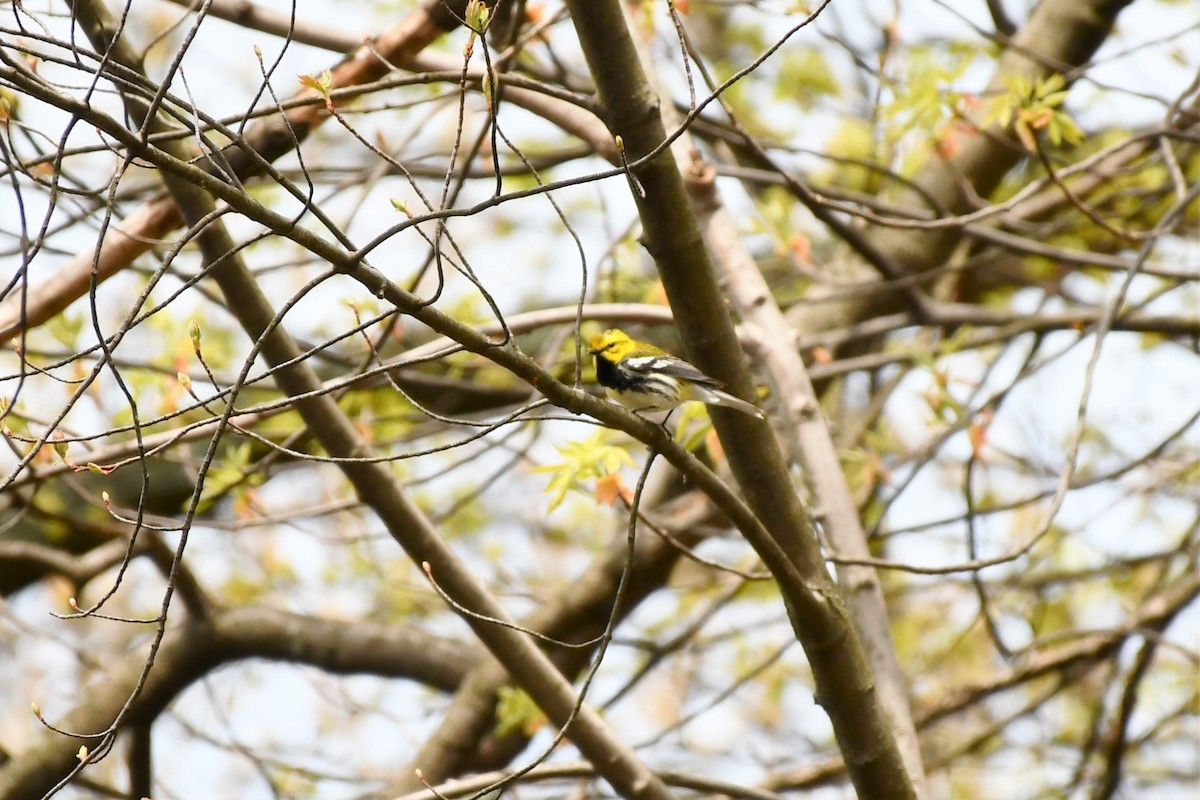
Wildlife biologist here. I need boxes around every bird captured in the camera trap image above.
[587,328,765,419]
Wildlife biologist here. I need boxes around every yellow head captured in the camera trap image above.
[587,328,640,362]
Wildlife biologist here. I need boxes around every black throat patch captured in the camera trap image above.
[594,355,636,390]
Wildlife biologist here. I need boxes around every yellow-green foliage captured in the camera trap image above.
[494,685,545,738]
[818,118,879,193]
[535,430,636,512]
[198,440,266,511]
[885,45,974,137]
[775,46,840,109]
[984,73,1084,149]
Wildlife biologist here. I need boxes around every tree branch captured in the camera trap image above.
[46,2,676,798]
[0,0,475,344]
[0,607,474,799]
[560,0,916,796]
[794,0,1136,335]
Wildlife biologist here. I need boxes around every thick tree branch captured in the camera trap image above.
[561,1,916,797]
[395,491,714,790]
[0,58,786,628]
[764,567,1200,791]
[690,160,927,793]
[793,0,1135,335]
[39,3,675,799]
[0,607,474,799]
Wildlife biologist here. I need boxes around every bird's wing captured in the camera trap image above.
[624,354,722,388]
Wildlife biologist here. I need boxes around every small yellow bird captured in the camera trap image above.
[587,328,765,418]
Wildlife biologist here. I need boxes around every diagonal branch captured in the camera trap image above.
[37,2,677,798]
[0,57,787,618]
[692,161,927,793]
[560,0,916,797]
[394,492,716,790]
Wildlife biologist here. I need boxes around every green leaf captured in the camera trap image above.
[198,441,264,511]
[494,686,544,737]
[775,47,840,109]
[672,402,712,452]
[985,72,1085,147]
[46,312,83,348]
[534,430,636,512]
[298,69,333,100]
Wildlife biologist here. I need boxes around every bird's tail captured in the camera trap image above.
[692,385,766,419]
